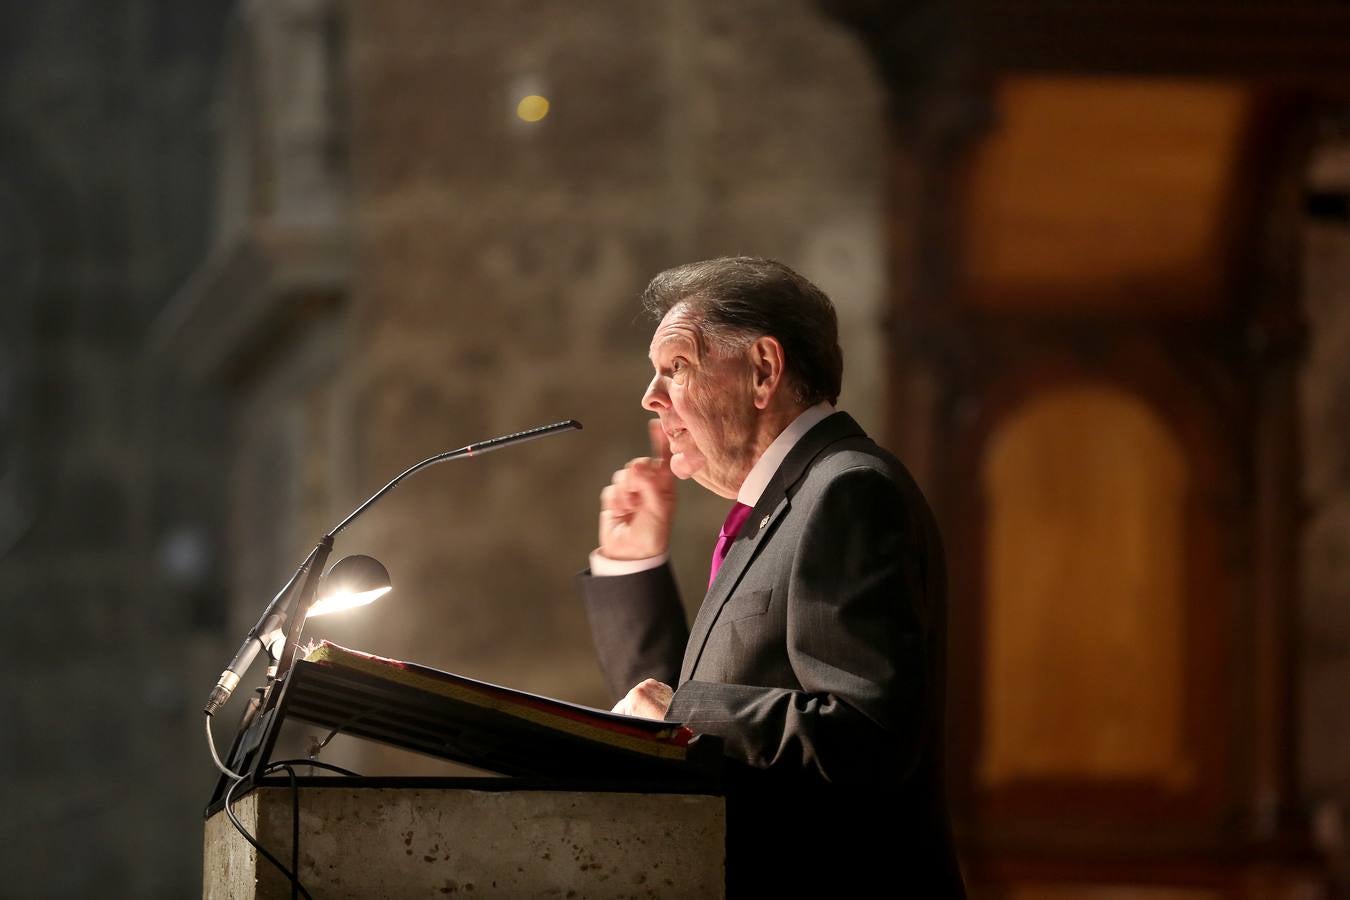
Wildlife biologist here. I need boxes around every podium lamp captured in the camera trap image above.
[202,420,581,808]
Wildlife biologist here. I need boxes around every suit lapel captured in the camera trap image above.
[677,412,867,685]
[679,493,789,683]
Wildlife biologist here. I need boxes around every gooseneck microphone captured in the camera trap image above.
[327,419,584,539]
[203,419,582,717]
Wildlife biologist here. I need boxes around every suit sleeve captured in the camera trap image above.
[577,562,689,701]
[665,466,933,784]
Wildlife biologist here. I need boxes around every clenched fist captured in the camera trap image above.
[598,419,677,561]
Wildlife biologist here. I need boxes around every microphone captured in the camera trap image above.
[203,419,582,716]
[204,611,286,718]
[326,420,583,537]
[461,419,583,456]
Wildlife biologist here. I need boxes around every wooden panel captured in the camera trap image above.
[979,384,1193,789]
[968,1,1350,80]
[963,77,1252,314]
[827,0,1323,888]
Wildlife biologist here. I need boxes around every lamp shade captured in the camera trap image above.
[308,554,392,618]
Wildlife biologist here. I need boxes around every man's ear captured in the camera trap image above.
[748,336,786,410]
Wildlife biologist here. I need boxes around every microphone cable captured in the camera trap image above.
[208,711,361,899]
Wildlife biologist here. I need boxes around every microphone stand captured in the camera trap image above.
[204,419,581,812]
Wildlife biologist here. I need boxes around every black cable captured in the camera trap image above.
[224,772,315,900]
[282,765,300,900]
[219,758,362,899]
[263,758,361,900]
[268,758,362,778]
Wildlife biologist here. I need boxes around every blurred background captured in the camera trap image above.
[2,0,1348,896]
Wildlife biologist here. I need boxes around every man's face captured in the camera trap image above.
[642,304,757,497]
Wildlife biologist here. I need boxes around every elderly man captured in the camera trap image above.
[579,257,963,896]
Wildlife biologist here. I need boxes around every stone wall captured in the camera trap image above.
[215,0,889,776]
[5,2,1349,896]
[0,2,231,895]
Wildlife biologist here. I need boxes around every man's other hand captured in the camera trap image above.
[611,678,673,719]
[597,419,676,560]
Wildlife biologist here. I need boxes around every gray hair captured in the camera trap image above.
[639,256,844,406]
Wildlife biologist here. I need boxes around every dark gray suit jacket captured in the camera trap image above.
[580,412,964,896]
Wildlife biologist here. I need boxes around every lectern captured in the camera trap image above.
[203,644,727,899]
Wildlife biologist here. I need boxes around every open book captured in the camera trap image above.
[284,641,721,781]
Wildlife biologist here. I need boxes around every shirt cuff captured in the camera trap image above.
[588,549,669,576]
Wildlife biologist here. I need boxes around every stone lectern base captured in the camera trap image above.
[203,781,725,899]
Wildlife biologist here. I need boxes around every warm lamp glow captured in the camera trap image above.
[309,554,392,618]
[307,585,391,618]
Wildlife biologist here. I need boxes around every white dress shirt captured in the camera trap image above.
[590,402,836,576]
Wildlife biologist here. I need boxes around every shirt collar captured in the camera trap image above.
[736,402,836,507]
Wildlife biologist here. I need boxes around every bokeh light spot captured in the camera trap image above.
[516,94,550,123]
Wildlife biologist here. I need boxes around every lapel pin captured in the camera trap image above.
[759,515,770,531]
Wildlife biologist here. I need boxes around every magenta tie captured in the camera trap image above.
[709,502,754,588]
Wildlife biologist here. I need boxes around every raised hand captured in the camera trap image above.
[597,419,676,561]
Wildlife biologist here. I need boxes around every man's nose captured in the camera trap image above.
[642,375,668,412]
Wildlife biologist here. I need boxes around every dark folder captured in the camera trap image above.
[280,641,723,781]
